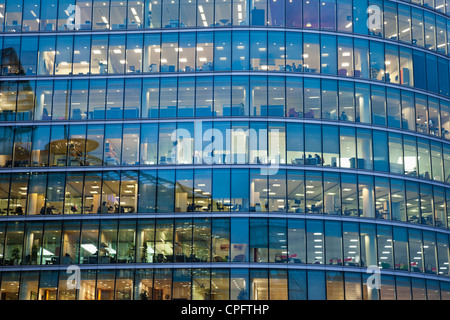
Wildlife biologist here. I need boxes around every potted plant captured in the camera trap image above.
[141,242,148,263]
[31,245,38,265]
[139,289,149,300]
[126,241,135,263]
[11,247,21,265]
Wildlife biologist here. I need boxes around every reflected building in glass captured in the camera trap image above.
[2,0,450,300]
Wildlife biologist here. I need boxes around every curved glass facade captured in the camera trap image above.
[2,0,450,300]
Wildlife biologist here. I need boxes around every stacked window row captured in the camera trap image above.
[2,120,450,181]
[2,0,450,57]
[2,76,450,139]
[0,217,449,277]
[1,168,450,228]
[3,30,426,89]
[4,30,450,105]
[1,267,449,300]
[2,30,450,95]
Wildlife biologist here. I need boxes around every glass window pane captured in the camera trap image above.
[307,270,325,300]
[354,39,369,79]
[371,85,386,126]
[286,32,303,72]
[393,226,408,271]
[325,221,342,265]
[303,0,318,29]
[322,125,339,167]
[156,170,175,212]
[357,128,373,170]
[231,218,249,262]
[342,173,358,217]
[377,225,393,269]
[321,79,338,120]
[138,170,157,213]
[360,223,377,267]
[369,41,384,81]
[389,132,403,174]
[143,33,161,73]
[287,170,305,214]
[409,229,423,272]
[399,47,414,87]
[288,270,307,299]
[343,222,360,266]
[303,33,320,73]
[401,90,415,131]
[321,34,337,75]
[306,219,324,264]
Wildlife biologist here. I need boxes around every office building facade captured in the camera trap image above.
[1,0,450,300]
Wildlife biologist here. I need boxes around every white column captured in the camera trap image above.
[35,93,45,120]
[359,96,370,123]
[365,234,378,300]
[363,186,374,218]
[27,193,37,215]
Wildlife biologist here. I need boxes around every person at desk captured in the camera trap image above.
[98,201,109,214]
[314,154,322,165]
[62,253,72,264]
[340,111,348,121]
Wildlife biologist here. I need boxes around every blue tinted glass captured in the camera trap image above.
[214,31,231,71]
[232,31,249,70]
[307,270,326,300]
[2,38,20,72]
[369,41,385,81]
[353,0,368,34]
[413,50,427,90]
[426,54,438,94]
[373,130,389,172]
[157,169,175,212]
[320,0,336,30]
[438,58,450,96]
[159,77,177,118]
[268,0,284,26]
[231,168,249,211]
[231,218,249,262]
[213,168,230,211]
[250,0,266,26]
[321,34,337,75]
[286,32,303,72]
[289,270,307,299]
[371,85,386,126]
[286,0,301,27]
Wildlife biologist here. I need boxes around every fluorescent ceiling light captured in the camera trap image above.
[81,244,98,255]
